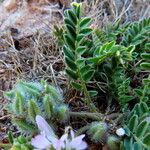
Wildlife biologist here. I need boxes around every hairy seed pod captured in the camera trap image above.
[106,135,120,150]
[43,95,54,118]
[88,121,108,142]
[56,105,69,121]
[28,100,40,122]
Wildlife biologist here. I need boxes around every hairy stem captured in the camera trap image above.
[80,76,97,113]
[69,111,121,121]
[76,125,90,136]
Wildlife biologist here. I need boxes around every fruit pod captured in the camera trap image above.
[28,100,41,122]
[106,135,120,150]
[55,104,69,121]
[88,121,108,142]
[43,94,54,118]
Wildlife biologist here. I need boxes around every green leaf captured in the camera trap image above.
[63,46,75,60]
[71,82,82,90]
[76,4,81,19]
[64,34,75,50]
[17,81,42,96]
[76,59,85,68]
[143,133,150,147]
[135,121,149,138]
[141,53,150,61]
[76,46,86,55]
[88,56,101,64]
[133,142,142,150]
[124,127,130,136]
[18,136,27,144]
[108,46,119,53]
[4,90,16,100]
[65,57,77,71]
[8,131,14,144]
[64,18,75,28]
[72,2,81,19]
[79,28,92,36]
[80,17,91,28]
[124,138,133,150]
[13,119,35,132]
[105,41,115,50]
[143,78,150,84]
[128,114,138,132]
[134,89,143,97]
[67,10,77,24]
[140,63,150,70]
[89,90,98,97]
[119,95,133,104]
[126,45,135,53]
[76,34,84,43]
[80,65,92,75]
[82,70,95,82]
[66,24,76,41]
[66,69,78,80]
[140,102,149,113]
[16,81,41,98]
[134,104,142,117]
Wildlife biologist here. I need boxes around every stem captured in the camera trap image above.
[140,75,150,101]
[75,21,97,112]
[80,77,97,112]
[69,111,120,121]
[76,125,90,136]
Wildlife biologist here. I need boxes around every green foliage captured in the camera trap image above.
[5,80,69,132]
[134,43,150,103]
[140,43,150,82]
[111,69,134,105]
[122,18,150,47]
[61,2,136,111]
[88,41,120,64]
[3,2,149,149]
[62,2,97,111]
[123,102,150,150]
[9,135,33,150]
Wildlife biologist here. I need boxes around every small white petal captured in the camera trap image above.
[70,135,85,148]
[31,134,50,149]
[76,141,88,150]
[70,130,75,139]
[52,138,65,150]
[36,115,56,137]
[116,128,125,136]
[60,134,68,142]
[53,134,67,149]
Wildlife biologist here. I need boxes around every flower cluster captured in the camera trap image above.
[31,115,87,150]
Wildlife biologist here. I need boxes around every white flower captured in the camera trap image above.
[116,128,125,137]
[65,129,87,150]
[31,115,87,150]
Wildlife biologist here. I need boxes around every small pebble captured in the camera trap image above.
[116,128,125,137]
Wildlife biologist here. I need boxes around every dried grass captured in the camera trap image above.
[84,0,150,27]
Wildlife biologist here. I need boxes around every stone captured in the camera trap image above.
[3,0,17,11]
